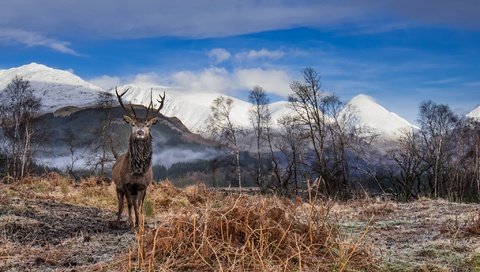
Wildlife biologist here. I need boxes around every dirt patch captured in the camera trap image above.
[0,196,134,271]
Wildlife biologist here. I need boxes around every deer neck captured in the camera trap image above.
[128,136,152,175]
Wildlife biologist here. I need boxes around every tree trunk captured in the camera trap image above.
[20,124,32,179]
[13,114,20,179]
[235,149,242,190]
[256,136,262,191]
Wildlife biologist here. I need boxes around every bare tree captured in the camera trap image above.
[288,67,332,194]
[207,96,242,188]
[248,86,270,191]
[93,91,118,176]
[0,76,41,179]
[469,120,480,198]
[448,117,480,201]
[62,128,82,180]
[417,101,458,197]
[388,131,427,201]
[274,115,307,195]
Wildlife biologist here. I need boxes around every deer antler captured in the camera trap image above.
[115,87,137,117]
[145,89,154,118]
[146,90,166,119]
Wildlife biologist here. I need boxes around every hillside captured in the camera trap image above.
[110,83,293,132]
[467,105,480,120]
[0,63,105,113]
[34,105,218,171]
[343,94,416,139]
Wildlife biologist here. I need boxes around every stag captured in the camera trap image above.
[112,87,165,228]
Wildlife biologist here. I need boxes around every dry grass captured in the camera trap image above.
[4,174,480,271]
[1,172,118,210]
[128,188,376,271]
[1,174,378,271]
[467,212,480,235]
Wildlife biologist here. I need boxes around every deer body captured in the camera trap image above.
[112,88,165,228]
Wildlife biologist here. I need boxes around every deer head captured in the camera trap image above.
[115,87,165,140]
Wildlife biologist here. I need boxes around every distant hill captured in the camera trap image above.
[34,105,220,170]
[342,94,417,139]
[0,63,105,113]
[467,105,480,120]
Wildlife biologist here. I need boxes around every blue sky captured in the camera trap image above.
[0,0,479,124]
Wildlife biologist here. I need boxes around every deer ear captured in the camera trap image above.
[123,115,135,124]
[148,117,159,126]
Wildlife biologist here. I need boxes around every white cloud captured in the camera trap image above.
[424,77,460,85]
[0,27,80,56]
[170,67,231,93]
[207,48,231,64]
[235,49,285,60]
[131,72,163,85]
[89,66,293,97]
[88,72,167,90]
[169,67,292,96]
[233,68,291,96]
[88,75,123,90]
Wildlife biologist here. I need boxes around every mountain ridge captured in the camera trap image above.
[467,105,480,119]
[343,94,417,139]
[0,62,420,139]
[0,62,106,113]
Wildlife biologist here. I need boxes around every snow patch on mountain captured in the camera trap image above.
[343,94,416,139]
[0,63,105,113]
[467,105,480,120]
[109,83,292,131]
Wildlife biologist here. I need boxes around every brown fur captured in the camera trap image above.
[112,135,154,228]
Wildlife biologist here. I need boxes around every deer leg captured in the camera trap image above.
[127,197,134,228]
[116,188,124,224]
[124,185,134,228]
[140,189,147,213]
[133,193,141,228]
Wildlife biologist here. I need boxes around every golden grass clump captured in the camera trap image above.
[147,181,210,210]
[131,188,376,272]
[1,172,118,210]
[359,201,396,219]
[466,212,480,235]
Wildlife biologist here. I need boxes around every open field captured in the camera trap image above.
[1,174,480,271]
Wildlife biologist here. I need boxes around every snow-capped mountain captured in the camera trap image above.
[0,63,105,113]
[343,94,416,139]
[109,83,292,132]
[467,105,480,120]
[0,63,417,140]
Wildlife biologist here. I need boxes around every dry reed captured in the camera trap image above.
[128,183,376,272]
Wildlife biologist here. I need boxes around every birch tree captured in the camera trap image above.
[248,86,270,191]
[0,76,41,179]
[207,96,242,188]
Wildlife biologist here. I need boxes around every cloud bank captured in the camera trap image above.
[89,66,293,97]
[1,0,479,41]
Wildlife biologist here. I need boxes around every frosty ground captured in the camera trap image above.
[1,174,480,271]
[333,198,480,271]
